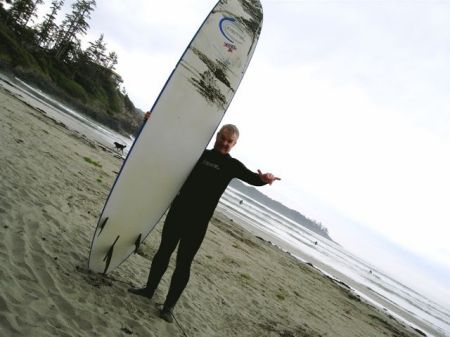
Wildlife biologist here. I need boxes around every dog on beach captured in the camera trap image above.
[113,142,126,153]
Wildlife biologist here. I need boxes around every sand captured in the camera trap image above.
[0,83,428,337]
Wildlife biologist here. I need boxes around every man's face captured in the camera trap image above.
[214,129,238,155]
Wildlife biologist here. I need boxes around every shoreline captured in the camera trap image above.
[0,84,434,336]
[249,223,436,335]
[216,207,438,336]
[0,72,133,151]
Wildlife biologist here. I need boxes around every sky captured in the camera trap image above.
[35,0,450,309]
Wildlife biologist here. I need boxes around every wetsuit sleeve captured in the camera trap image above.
[232,159,267,186]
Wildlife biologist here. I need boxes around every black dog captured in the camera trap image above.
[113,142,127,153]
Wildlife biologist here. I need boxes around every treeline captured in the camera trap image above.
[230,179,333,241]
[0,0,143,136]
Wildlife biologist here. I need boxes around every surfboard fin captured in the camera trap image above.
[134,234,142,254]
[97,217,109,237]
[103,235,120,274]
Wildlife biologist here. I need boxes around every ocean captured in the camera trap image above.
[1,74,449,337]
[218,188,450,337]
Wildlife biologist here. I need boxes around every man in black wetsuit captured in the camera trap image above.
[128,124,280,322]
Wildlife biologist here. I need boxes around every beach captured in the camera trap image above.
[0,84,427,337]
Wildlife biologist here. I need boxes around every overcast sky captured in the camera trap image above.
[37,0,450,308]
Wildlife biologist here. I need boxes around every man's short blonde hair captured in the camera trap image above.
[219,124,239,138]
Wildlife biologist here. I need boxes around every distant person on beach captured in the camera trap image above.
[129,124,280,322]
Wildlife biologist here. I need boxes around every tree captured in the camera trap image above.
[106,51,118,70]
[37,0,64,48]
[85,33,106,65]
[8,0,29,26]
[8,0,43,28]
[86,35,119,70]
[54,0,96,60]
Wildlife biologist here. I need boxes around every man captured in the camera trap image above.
[129,124,280,322]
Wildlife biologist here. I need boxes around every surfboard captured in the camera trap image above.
[88,0,263,274]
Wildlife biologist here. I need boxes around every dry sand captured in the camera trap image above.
[0,84,427,337]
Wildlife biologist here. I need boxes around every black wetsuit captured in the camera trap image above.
[145,149,266,308]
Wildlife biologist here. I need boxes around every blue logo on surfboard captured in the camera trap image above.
[219,17,244,45]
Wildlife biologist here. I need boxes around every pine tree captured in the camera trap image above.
[106,51,118,70]
[37,0,64,48]
[8,0,43,28]
[8,0,29,26]
[86,33,106,65]
[86,35,119,70]
[54,0,96,60]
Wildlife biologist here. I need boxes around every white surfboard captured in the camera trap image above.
[88,0,263,273]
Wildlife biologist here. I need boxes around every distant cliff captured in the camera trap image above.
[230,179,333,241]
